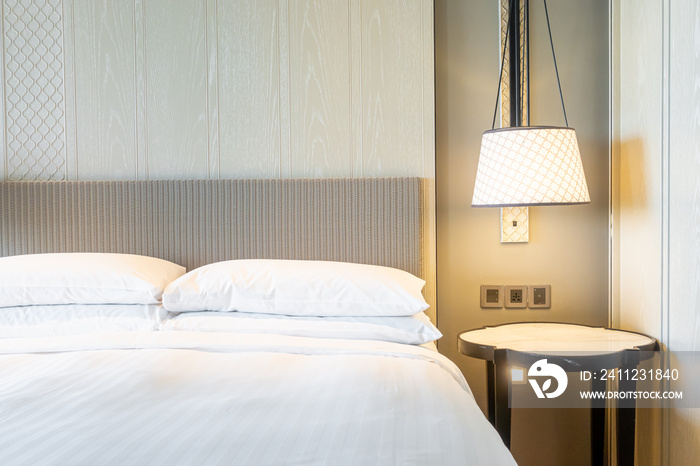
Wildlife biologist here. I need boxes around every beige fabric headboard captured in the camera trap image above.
[0,178,424,280]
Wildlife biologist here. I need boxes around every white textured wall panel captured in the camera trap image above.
[361,0,422,176]
[613,0,700,464]
[73,0,136,180]
[144,0,208,179]
[611,2,665,464]
[217,0,280,179]
[1,0,434,183]
[668,1,700,464]
[615,0,663,339]
[289,0,351,177]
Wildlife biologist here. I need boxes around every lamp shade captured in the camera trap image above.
[472,126,590,207]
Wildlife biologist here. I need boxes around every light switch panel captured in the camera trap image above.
[480,285,503,308]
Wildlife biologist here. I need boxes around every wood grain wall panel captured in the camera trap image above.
[205,0,219,179]
[134,0,147,179]
[668,0,700,463]
[278,0,291,178]
[668,4,700,348]
[73,0,136,180]
[421,0,434,179]
[288,0,351,177]
[613,3,665,463]
[420,0,435,322]
[3,0,434,185]
[615,0,663,339]
[144,0,208,179]
[217,0,280,179]
[614,0,700,464]
[350,0,362,177]
[361,0,422,176]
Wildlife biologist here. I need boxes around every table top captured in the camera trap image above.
[459,322,657,357]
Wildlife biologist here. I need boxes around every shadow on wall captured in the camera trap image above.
[618,138,648,211]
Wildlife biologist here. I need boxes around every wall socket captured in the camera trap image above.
[504,285,528,308]
[481,284,551,309]
[529,285,551,308]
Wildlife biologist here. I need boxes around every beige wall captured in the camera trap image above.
[612,0,700,465]
[435,0,610,465]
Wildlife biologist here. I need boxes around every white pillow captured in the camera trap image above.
[160,311,441,345]
[0,304,164,338]
[162,259,429,317]
[0,253,186,307]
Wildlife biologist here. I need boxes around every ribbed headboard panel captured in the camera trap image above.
[0,178,423,276]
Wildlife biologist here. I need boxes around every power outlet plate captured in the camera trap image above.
[480,285,503,308]
[504,285,528,308]
[529,285,551,308]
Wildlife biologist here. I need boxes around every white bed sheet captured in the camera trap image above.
[0,304,164,338]
[160,310,442,345]
[0,331,515,466]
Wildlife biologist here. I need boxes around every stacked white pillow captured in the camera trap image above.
[161,259,441,345]
[0,253,185,307]
[0,253,185,338]
[0,254,440,345]
[163,259,429,317]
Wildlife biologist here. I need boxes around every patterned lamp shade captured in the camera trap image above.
[472,126,591,207]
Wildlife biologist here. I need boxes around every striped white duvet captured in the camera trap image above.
[0,331,515,466]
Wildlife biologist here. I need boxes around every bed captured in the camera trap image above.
[0,179,515,466]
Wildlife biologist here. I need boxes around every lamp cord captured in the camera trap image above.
[543,0,568,127]
[491,0,569,129]
[490,0,514,130]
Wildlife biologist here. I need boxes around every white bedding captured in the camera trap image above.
[0,331,516,466]
[160,310,442,345]
[0,304,164,338]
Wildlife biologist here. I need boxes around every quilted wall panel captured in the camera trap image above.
[2,0,66,180]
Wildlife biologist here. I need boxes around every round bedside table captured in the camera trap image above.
[458,322,657,466]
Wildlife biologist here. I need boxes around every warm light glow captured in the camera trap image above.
[472,126,590,207]
[511,368,525,383]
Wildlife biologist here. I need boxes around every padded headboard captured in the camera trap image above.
[0,178,423,279]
